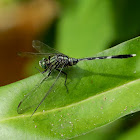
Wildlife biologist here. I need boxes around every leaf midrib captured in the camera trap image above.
[0,79,139,123]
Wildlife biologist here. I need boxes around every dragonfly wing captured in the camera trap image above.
[17,82,44,114]
[32,40,63,54]
[18,52,55,57]
[30,63,65,117]
[17,70,51,114]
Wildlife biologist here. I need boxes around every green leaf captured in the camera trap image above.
[117,122,140,140]
[0,37,139,139]
[56,0,115,57]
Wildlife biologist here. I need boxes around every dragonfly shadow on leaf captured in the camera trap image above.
[62,64,137,102]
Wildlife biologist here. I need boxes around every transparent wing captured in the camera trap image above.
[32,40,64,55]
[17,63,65,115]
[17,70,51,114]
[18,52,55,57]
[18,40,67,58]
[30,63,65,117]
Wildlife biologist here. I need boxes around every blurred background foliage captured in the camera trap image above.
[0,0,140,139]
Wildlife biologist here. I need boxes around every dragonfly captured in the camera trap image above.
[17,40,136,117]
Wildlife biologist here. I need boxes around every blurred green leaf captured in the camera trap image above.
[117,122,140,140]
[0,37,139,139]
[56,0,115,57]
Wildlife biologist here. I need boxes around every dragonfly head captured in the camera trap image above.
[39,57,47,69]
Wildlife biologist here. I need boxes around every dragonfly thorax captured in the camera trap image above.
[39,55,79,70]
[56,56,78,67]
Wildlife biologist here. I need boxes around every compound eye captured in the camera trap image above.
[42,61,45,65]
[39,59,47,69]
[42,61,46,69]
[42,58,47,61]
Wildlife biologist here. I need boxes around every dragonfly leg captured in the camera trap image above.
[42,68,48,74]
[35,67,46,77]
[35,67,42,73]
[56,69,68,93]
